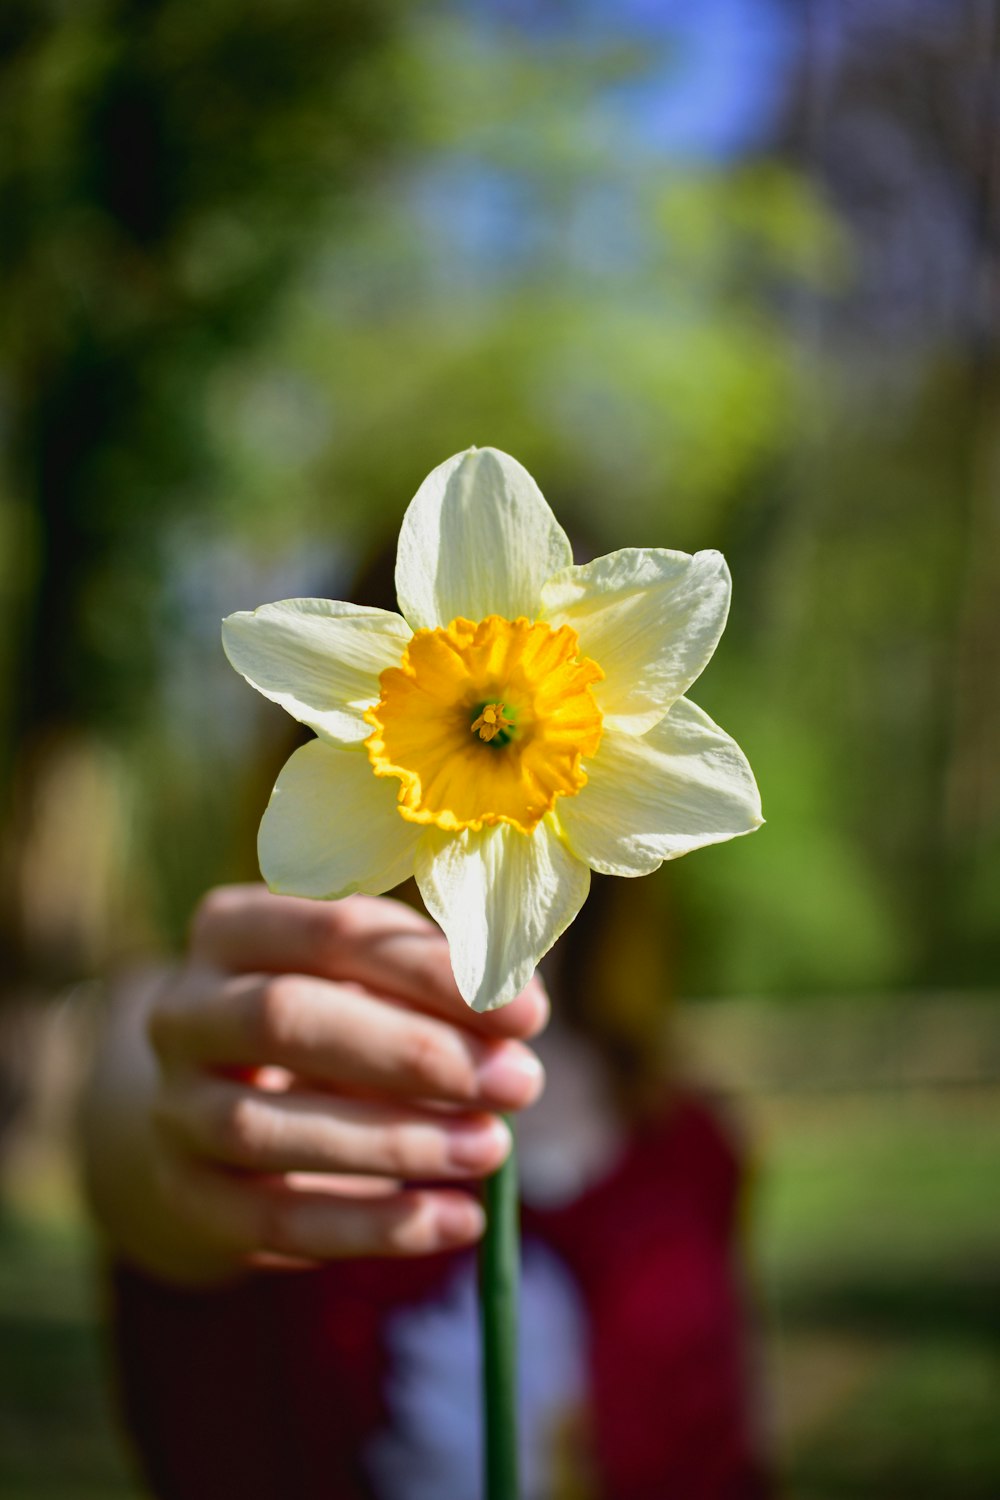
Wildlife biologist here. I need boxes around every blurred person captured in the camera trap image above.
[81,553,769,1500]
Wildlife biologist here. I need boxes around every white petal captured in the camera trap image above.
[395,447,573,630]
[222,599,411,745]
[557,697,763,877]
[415,818,590,1011]
[540,548,731,733]
[259,738,420,898]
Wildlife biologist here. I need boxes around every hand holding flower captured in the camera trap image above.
[83,885,547,1283]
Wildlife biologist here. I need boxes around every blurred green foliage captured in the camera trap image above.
[0,0,409,747]
[0,0,996,999]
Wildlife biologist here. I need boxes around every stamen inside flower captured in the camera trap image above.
[364,616,604,834]
[471,702,514,743]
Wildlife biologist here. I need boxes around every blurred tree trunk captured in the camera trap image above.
[0,0,409,1176]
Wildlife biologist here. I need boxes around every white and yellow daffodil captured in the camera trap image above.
[222,447,762,1011]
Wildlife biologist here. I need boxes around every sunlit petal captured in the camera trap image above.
[415,819,590,1011]
[557,697,763,877]
[223,599,411,744]
[395,447,573,629]
[259,738,420,898]
[540,548,731,733]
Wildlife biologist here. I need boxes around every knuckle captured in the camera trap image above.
[382,1195,434,1255]
[300,900,351,970]
[301,895,375,976]
[146,985,188,1061]
[418,927,453,971]
[400,1027,466,1096]
[376,1125,419,1179]
[339,893,384,930]
[219,1094,271,1164]
[189,885,238,950]
[254,975,302,1053]
[328,894,365,935]
[404,945,451,1002]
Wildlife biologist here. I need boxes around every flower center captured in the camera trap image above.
[470,702,514,744]
[364,615,604,834]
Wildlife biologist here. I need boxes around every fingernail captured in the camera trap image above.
[435,1195,486,1246]
[447,1116,512,1172]
[475,1045,545,1108]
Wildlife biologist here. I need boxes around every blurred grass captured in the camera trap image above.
[787,1339,1000,1500]
[0,1210,141,1500]
[1,1001,999,1498]
[751,1084,1000,1498]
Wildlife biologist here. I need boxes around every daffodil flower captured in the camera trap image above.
[222,447,763,1011]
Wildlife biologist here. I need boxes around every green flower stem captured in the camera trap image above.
[480,1115,520,1500]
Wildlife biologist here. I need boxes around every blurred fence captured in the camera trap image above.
[680,992,1000,1096]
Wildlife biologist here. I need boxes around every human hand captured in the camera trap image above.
[141,884,546,1276]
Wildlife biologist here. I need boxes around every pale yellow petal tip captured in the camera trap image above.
[260,866,366,902]
[448,957,512,1013]
[261,872,335,900]
[731,801,765,836]
[471,995,510,1013]
[465,978,525,1013]
[737,810,765,839]
[221,606,263,628]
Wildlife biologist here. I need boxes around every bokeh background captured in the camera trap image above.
[1,1,999,1495]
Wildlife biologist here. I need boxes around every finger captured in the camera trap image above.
[150,972,545,1112]
[156,1074,512,1180]
[161,1152,486,1260]
[190,885,549,1039]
